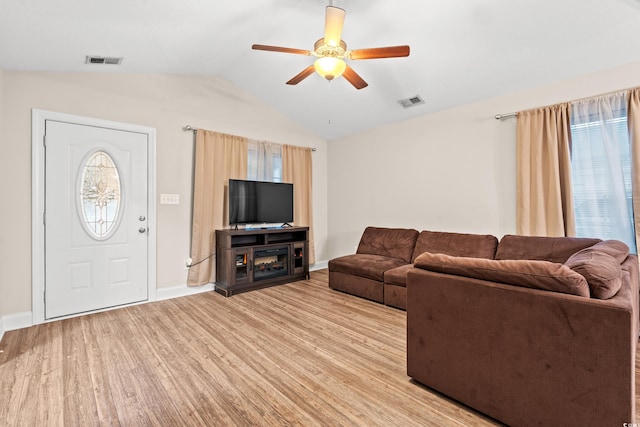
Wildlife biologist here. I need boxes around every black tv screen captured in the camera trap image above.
[228,179,294,226]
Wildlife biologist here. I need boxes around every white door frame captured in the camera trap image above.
[32,109,157,325]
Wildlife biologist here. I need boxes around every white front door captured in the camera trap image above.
[44,120,149,319]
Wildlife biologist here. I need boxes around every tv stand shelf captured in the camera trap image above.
[215,226,309,297]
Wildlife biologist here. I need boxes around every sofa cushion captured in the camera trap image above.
[356,227,419,263]
[495,235,601,264]
[329,254,408,282]
[412,230,498,262]
[590,240,629,264]
[565,247,623,299]
[414,252,590,297]
[384,264,414,287]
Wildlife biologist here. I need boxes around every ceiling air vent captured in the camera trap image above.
[85,55,123,65]
[398,95,425,108]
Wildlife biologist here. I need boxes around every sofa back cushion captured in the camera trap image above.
[356,227,419,263]
[495,235,601,264]
[565,241,628,299]
[414,252,590,297]
[412,230,498,262]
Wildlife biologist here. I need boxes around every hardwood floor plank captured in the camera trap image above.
[79,313,123,426]
[2,326,44,426]
[36,321,64,426]
[5,269,631,426]
[61,317,101,426]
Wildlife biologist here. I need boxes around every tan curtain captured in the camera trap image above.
[516,103,575,236]
[188,130,247,286]
[282,145,315,264]
[628,88,640,249]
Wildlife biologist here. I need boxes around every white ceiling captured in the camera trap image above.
[1,0,640,140]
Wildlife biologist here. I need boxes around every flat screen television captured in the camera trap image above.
[228,179,294,227]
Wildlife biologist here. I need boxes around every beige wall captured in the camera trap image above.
[327,60,640,258]
[0,65,7,318]
[0,71,328,317]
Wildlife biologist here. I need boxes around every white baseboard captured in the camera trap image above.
[310,260,328,271]
[156,283,215,301]
[4,311,33,331]
[1,311,33,341]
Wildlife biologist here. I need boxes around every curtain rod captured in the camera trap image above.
[495,112,518,120]
[182,125,317,151]
[495,85,640,121]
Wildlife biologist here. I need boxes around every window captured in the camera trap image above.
[570,92,636,252]
[247,140,282,182]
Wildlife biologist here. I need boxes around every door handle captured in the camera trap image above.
[138,227,147,233]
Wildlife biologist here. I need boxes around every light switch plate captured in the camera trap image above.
[160,193,179,205]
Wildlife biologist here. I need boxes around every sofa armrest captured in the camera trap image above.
[406,268,636,427]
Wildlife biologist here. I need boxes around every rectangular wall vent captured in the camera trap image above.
[85,56,123,65]
[398,95,425,108]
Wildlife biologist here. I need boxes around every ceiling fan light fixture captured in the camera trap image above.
[314,56,346,81]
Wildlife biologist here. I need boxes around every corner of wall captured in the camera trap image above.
[0,66,7,323]
[155,282,215,301]
[310,260,328,271]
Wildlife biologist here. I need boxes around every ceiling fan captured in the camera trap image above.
[252,6,410,90]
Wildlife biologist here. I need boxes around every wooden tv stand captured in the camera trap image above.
[215,226,309,297]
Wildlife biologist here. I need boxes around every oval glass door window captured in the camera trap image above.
[79,151,122,239]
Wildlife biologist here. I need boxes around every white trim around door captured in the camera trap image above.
[31,109,157,325]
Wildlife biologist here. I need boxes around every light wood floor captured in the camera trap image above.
[0,270,635,426]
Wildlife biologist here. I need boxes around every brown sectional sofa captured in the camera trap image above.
[329,227,638,426]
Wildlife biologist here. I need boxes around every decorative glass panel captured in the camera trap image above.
[79,151,122,239]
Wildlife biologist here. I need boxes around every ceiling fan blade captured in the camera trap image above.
[342,65,368,90]
[348,45,410,60]
[286,65,316,85]
[252,44,311,56]
[324,6,346,47]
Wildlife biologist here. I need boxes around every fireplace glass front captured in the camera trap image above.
[253,247,289,281]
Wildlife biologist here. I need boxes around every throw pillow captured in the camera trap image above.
[590,240,629,264]
[414,252,590,297]
[565,248,622,299]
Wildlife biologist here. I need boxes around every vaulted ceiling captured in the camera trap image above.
[1,0,640,140]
